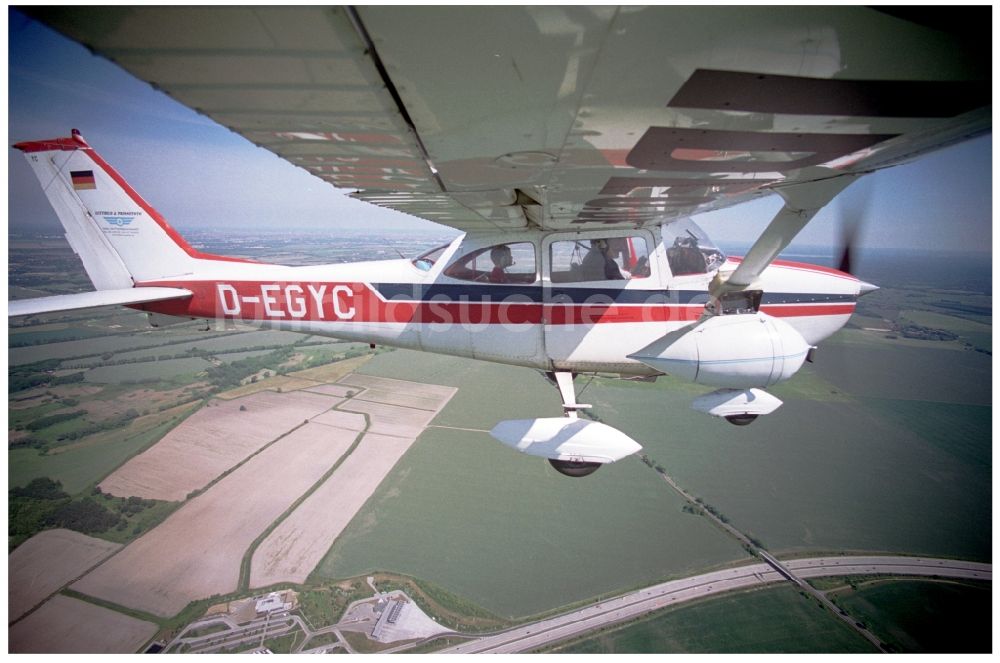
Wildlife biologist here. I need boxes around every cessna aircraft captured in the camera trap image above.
[10,7,990,476]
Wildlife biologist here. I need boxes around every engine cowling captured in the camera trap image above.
[629,313,811,388]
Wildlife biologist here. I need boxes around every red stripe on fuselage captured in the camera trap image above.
[727,256,857,280]
[80,149,258,265]
[761,303,855,317]
[134,280,853,325]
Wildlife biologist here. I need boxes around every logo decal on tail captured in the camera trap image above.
[102,215,135,227]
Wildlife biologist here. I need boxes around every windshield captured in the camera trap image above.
[412,244,450,272]
[662,220,726,276]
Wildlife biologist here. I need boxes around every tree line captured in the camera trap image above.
[9,477,159,551]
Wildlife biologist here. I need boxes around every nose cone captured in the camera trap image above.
[857,280,879,296]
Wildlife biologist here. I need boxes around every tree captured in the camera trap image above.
[45,498,121,534]
[11,477,68,501]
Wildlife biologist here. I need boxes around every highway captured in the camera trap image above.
[440,555,990,654]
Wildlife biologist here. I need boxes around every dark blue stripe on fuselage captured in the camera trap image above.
[371,283,855,305]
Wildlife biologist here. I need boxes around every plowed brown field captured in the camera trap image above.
[9,594,157,653]
[73,422,356,616]
[98,390,340,500]
[9,529,121,622]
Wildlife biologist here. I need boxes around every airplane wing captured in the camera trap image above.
[30,7,989,237]
[9,287,193,318]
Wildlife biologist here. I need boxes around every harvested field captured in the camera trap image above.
[312,410,367,431]
[339,400,439,438]
[212,355,372,401]
[72,422,358,617]
[9,529,121,623]
[353,387,449,411]
[76,386,187,420]
[48,402,198,456]
[98,390,340,500]
[214,376,320,399]
[9,594,158,653]
[250,378,455,587]
[304,384,355,398]
[286,354,373,382]
[250,432,417,588]
[338,373,457,401]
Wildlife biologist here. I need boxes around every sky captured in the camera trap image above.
[7,8,993,255]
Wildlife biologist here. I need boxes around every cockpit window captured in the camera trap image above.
[663,220,726,276]
[550,235,651,283]
[444,242,537,284]
[412,244,450,271]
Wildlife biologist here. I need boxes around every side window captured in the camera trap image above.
[550,236,651,283]
[663,221,726,276]
[443,242,537,284]
[412,244,450,272]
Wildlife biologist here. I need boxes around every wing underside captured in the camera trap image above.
[30,7,990,234]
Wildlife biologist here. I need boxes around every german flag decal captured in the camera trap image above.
[70,170,96,190]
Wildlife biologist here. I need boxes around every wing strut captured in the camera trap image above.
[711,169,862,299]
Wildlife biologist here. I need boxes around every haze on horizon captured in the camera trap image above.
[8,8,993,255]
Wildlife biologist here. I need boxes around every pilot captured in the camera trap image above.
[488,244,513,283]
[667,236,707,275]
[581,238,625,281]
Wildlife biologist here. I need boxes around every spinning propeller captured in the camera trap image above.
[835,177,873,276]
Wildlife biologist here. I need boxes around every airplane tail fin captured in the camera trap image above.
[13,130,250,288]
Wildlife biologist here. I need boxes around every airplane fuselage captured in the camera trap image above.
[134,230,864,376]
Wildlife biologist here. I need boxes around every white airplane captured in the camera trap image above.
[10,7,990,476]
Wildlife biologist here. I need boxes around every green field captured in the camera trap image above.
[84,357,213,384]
[586,343,991,560]
[818,336,991,405]
[9,331,213,366]
[831,580,991,653]
[899,309,992,333]
[9,415,189,494]
[216,349,276,363]
[314,332,991,623]
[314,352,749,618]
[58,329,300,367]
[9,326,111,346]
[101,329,308,362]
[548,585,875,653]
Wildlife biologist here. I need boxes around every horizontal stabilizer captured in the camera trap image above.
[9,287,192,318]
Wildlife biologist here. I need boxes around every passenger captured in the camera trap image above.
[581,238,625,281]
[488,244,513,283]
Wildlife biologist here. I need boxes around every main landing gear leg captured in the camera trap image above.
[547,371,592,419]
[491,373,641,478]
[545,371,601,477]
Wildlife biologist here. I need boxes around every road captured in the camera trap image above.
[166,555,989,654]
[168,610,352,654]
[439,555,990,654]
